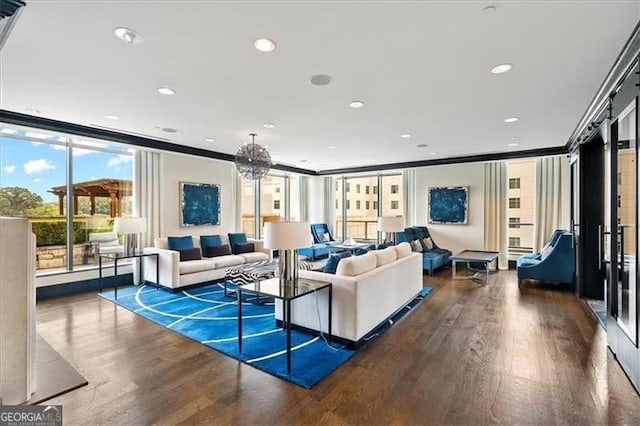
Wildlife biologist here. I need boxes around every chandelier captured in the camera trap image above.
[234,133,272,180]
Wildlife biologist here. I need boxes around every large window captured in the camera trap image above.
[334,173,402,243]
[260,175,285,234]
[242,173,301,238]
[507,160,535,254]
[0,125,133,273]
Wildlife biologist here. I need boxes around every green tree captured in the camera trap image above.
[25,202,61,217]
[0,187,44,216]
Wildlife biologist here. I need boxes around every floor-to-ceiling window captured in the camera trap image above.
[507,160,535,255]
[0,125,133,273]
[240,173,301,238]
[334,173,403,243]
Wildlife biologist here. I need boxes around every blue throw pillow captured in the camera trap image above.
[376,243,388,250]
[228,233,248,248]
[200,235,223,251]
[354,248,369,256]
[323,251,351,274]
[167,236,193,250]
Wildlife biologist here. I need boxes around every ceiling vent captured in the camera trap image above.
[310,74,332,86]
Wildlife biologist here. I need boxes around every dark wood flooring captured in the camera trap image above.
[36,269,640,425]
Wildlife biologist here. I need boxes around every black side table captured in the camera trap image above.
[99,251,159,298]
[237,277,332,374]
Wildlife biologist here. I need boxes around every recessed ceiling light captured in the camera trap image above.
[114,27,143,44]
[204,138,215,143]
[400,134,412,139]
[328,145,338,150]
[299,159,308,163]
[104,114,119,120]
[504,117,519,123]
[508,142,519,147]
[430,152,438,155]
[491,63,512,74]
[349,101,365,108]
[310,74,332,86]
[254,38,276,52]
[25,108,42,115]
[0,128,17,135]
[483,5,497,13]
[262,123,276,129]
[157,87,176,96]
[161,128,177,133]
[416,144,428,148]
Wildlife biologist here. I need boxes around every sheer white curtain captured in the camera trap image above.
[484,161,508,269]
[134,150,161,247]
[534,156,566,251]
[403,169,416,227]
[298,175,309,222]
[323,177,335,235]
[133,150,161,284]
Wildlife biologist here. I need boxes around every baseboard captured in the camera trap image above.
[36,273,134,300]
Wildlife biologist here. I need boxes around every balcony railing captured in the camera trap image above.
[508,222,534,255]
[335,219,379,242]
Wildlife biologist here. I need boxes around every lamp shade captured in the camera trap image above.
[263,221,312,250]
[113,217,147,233]
[377,216,404,232]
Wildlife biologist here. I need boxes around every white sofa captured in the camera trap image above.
[275,242,423,346]
[143,236,270,290]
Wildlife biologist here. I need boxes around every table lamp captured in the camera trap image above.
[263,221,312,288]
[113,217,147,256]
[377,216,404,245]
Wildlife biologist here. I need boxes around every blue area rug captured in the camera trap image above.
[99,282,432,388]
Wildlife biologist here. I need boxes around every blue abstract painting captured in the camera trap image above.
[428,186,468,224]
[180,182,221,226]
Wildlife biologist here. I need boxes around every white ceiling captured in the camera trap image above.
[1,1,639,171]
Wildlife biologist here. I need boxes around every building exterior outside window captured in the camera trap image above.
[391,200,399,209]
[507,160,535,254]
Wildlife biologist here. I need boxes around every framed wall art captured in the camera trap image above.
[180,181,221,226]
[428,186,468,224]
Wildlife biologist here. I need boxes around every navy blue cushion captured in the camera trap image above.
[354,248,369,256]
[376,243,388,250]
[228,233,248,248]
[178,247,201,261]
[233,242,255,254]
[168,236,193,250]
[323,251,351,274]
[200,235,223,250]
[205,244,231,257]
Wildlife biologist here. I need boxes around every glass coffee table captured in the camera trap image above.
[450,250,500,284]
[237,277,332,374]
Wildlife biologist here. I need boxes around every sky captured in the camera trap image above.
[0,133,133,203]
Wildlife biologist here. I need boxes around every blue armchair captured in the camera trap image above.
[397,226,452,275]
[297,223,340,260]
[516,232,574,287]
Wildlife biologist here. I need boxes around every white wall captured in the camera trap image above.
[159,152,236,237]
[414,163,485,255]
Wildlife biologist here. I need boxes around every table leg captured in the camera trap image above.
[99,256,103,293]
[328,286,333,344]
[114,259,118,299]
[485,261,490,284]
[286,299,292,374]
[155,254,159,290]
[452,260,457,281]
[139,256,144,286]
[238,288,243,353]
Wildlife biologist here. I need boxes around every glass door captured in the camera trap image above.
[613,100,637,345]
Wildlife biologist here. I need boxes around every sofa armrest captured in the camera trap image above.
[143,247,180,288]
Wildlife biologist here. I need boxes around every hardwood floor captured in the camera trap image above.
[36,269,640,425]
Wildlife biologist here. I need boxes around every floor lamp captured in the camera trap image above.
[378,216,404,245]
[263,222,312,288]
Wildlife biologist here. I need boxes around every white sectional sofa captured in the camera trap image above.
[143,236,270,290]
[275,242,423,346]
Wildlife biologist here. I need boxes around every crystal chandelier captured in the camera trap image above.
[234,133,272,180]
